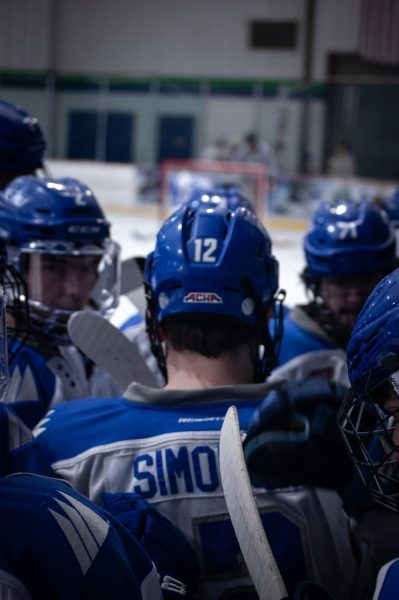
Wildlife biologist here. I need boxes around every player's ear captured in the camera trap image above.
[157,324,166,342]
[264,303,274,324]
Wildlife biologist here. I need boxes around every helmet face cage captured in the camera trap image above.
[8,238,121,345]
[144,200,283,382]
[3,264,30,364]
[339,268,399,512]
[339,373,399,512]
[0,288,9,399]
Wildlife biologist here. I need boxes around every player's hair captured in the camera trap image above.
[163,317,254,358]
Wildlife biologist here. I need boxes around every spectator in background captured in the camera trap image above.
[327,141,357,178]
[233,131,279,190]
[226,134,242,160]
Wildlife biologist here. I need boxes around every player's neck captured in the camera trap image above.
[164,344,254,390]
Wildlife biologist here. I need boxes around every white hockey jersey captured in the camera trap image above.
[5,299,162,428]
[33,382,372,599]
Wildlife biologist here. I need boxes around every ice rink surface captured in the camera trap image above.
[105,206,308,308]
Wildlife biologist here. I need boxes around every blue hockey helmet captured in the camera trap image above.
[0,100,46,175]
[0,175,111,247]
[339,267,399,511]
[384,187,399,228]
[0,176,120,344]
[0,237,9,397]
[185,185,255,214]
[144,200,282,380]
[146,202,278,327]
[304,198,397,278]
[347,268,399,393]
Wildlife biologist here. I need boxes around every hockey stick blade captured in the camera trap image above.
[219,406,288,600]
[120,256,145,296]
[68,310,159,389]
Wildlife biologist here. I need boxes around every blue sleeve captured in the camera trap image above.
[0,404,55,477]
[8,344,57,428]
[0,474,160,600]
[373,559,399,599]
[276,312,335,366]
[102,492,199,598]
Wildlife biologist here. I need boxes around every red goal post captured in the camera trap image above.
[159,159,268,219]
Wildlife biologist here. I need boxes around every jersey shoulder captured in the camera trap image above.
[373,558,399,599]
[0,473,160,600]
[277,306,336,365]
[6,342,56,425]
[33,392,261,463]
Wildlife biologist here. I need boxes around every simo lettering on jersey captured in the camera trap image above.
[133,444,220,499]
[183,292,222,304]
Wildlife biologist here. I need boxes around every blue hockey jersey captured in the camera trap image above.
[0,403,54,477]
[5,299,160,429]
[33,382,369,599]
[0,473,161,599]
[373,559,399,599]
[276,306,338,366]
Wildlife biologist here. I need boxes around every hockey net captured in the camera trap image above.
[159,159,268,218]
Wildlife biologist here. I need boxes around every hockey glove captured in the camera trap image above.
[101,492,199,599]
[244,378,354,491]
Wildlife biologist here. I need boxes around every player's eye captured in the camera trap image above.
[43,262,60,274]
[383,408,399,425]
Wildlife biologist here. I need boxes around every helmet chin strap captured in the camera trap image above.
[3,265,31,365]
[144,281,168,382]
[239,272,285,383]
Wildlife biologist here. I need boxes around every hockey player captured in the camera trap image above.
[1,400,198,600]
[0,239,193,600]
[0,473,165,600]
[273,197,397,384]
[0,99,47,189]
[0,175,157,427]
[337,265,399,596]
[33,198,368,598]
[244,266,399,598]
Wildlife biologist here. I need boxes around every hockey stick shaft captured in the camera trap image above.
[219,406,288,600]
